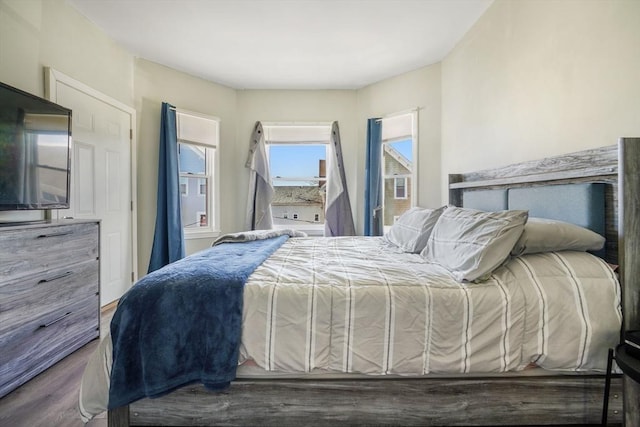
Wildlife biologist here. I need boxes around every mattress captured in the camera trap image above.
[240,236,621,375]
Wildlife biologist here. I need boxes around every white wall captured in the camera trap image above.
[0,0,134,222]
[0,0,133,104]
[441,0,640,202]
[134,59,237,272]
[357,64,442,230]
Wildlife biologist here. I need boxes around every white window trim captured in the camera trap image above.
[380,109,418,210]
[394,177,408,199]
[177,109,221,240]
[264,123,331,236]
[273,222,325,236]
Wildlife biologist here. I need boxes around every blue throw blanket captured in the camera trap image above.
[108,235,289,409]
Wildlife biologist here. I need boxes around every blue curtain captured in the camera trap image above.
[364,118,382,236]
[325,121,356,237]
[148,102,185,273]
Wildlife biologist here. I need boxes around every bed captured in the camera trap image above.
[80,139,640,426]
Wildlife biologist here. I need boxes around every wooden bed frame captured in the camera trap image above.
[108,138,639,426]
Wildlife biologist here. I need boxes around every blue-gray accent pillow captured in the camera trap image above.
[511,218,605,256]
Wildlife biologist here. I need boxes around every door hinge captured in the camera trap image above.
[131,201,134,211]
[131,272,135,282]
[130,128,133,140]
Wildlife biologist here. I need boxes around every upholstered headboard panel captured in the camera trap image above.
[507,183,606,237]
[460,184,605,237]
[462,189,508,212]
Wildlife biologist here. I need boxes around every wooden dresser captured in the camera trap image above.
[0,219,100,398]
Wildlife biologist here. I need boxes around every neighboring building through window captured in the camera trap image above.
[177,110,220,239]
[264,124,331,236]
[381,111,417,232]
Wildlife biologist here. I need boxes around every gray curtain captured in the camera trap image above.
[245,121,274,230]
[324,121,355,236]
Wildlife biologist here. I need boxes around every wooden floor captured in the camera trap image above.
[0,305,115,427]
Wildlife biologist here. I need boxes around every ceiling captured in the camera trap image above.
[67,0,493,90]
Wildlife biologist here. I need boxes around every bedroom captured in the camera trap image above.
[0,0,639,425]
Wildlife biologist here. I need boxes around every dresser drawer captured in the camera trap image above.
[0,259,99,336]
[0,295,99,397]
[0,222,98,283]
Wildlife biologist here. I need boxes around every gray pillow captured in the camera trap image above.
[511,217,605,256]
[384,206,446,253]
[421,206,528,282]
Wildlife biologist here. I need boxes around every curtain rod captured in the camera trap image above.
[170,106,220,122]
[375,107,421,122]
[262,121,333,127]
[266,140,330,145]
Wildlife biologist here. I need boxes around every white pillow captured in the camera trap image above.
[384,206,446,253]
[421,206,528,282]
[510,217,605,256]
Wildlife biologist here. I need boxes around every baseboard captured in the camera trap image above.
[101,299,119,313]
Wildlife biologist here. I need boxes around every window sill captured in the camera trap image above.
[184,229,221,240]
[274,224,324,237]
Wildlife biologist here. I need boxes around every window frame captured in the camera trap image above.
[394,177,408,199]
[176,109,221,240]
[380,110,418,233]
[263,123,332,236]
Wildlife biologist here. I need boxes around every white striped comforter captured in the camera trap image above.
[79,236,621,421]
[239,236,621,375]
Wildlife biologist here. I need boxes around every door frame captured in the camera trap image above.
[44,67,139,292]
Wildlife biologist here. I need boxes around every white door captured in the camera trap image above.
[46,69,136,306]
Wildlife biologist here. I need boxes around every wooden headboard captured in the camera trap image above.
[448,145,618,263]
[448,138,639,333]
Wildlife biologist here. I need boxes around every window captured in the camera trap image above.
[177,110,220,238]
[381,111,417,233]
[264,124,331,236]
[394,177,407,199]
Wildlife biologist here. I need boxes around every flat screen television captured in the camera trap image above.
[0,81,72,211]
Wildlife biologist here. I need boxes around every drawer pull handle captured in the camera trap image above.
[37,231,72,239]
[39,312,72,328]
[38,271,73,284]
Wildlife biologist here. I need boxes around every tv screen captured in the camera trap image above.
[0,81,72,211]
